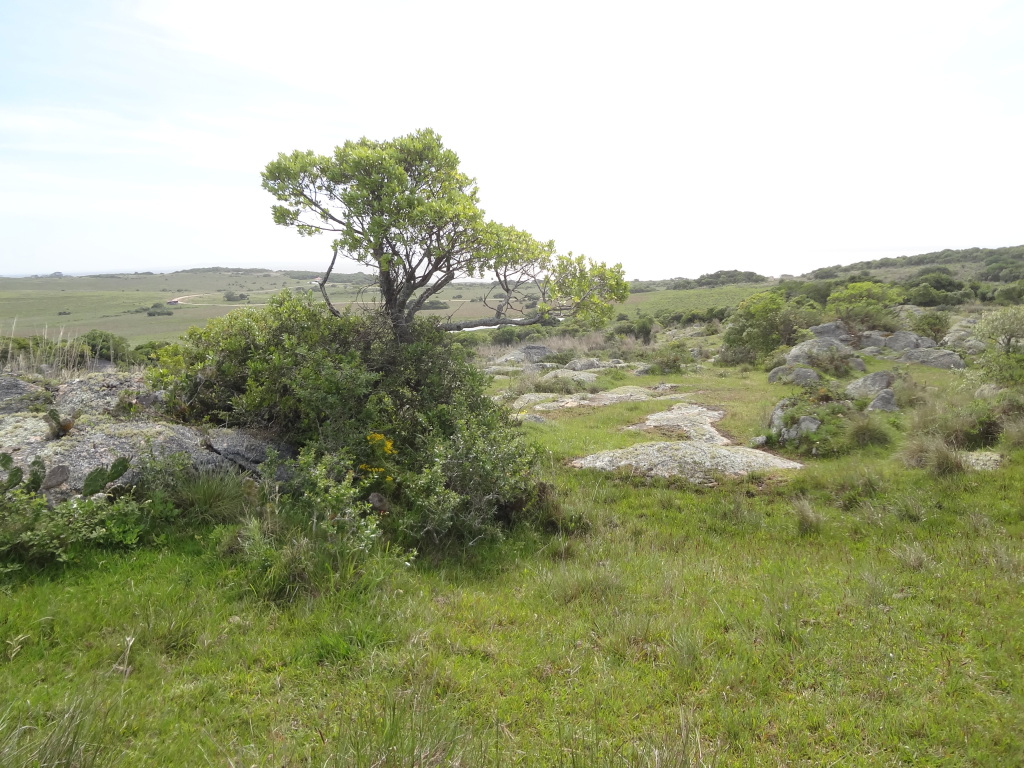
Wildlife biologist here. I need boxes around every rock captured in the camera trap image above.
[0,376,49,415]
[884,331,937,352]
[808,321,856,345]
[847,357,867,372]
[845,371,896,400]
[520,414,547,424]
[570,442,802,483]
[509,393,559,410]
[796,415,821,435]
[749,435,768,447]
[207,428,294,475]
[769,399,795,433]
[54,372,150,417]
[859,331,888,348]
[523,363,559,372]
[626,403,729,444]
[866,389,898,412]
[898,348,966,370]
[565,358,602,371]
[482,366,522,375]
[40,464,70,490]
[768,366,820,385]
[521,345,554,363]
[539,369,598,383]
[632,364,654,375]
[786,338,857,366]
[960,451,1003,471]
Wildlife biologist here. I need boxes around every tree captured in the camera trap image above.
[722,290,820,360]
[825,281,903,332]
[262,129,628,338]
[975,305,1024,354]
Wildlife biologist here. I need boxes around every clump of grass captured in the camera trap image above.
[792,497,822,536]
[0,700,116,768]
[998,416,1024,450]
[891,542,932,572]
[901,436,966,476]
[844,412,891,449]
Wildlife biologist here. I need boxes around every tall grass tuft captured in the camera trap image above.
[792,497,823,536]
[0,701,117,768]
[901,436,966,476]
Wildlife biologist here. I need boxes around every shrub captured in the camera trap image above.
[825,281,903,332]
[805,347,852,377]
[909,310,953,342]
[151,292,540,550]
[844,413,891,449]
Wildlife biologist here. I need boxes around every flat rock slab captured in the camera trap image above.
[626,403,730,444]
[571,442,802,483]
[540,369,598,383]
[960,451,1003,471]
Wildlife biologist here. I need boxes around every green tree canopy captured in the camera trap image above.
[262,128,628,337]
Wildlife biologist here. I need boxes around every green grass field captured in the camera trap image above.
[3,362,1022,766]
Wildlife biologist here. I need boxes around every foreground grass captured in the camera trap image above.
[2,367,1023,765]
[4,470,1022,764]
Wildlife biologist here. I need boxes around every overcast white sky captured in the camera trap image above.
[1,0,1022,280]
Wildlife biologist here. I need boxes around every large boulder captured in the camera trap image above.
[808,321,856,345]
[768,366,820,385]
[884,331,937,352]
[845,371,896,399]
[565,358,603,371]
[521,344,555,363]
[859,331,889,349]
[867,389,898,412]
[53,372,152,416]
[898,348,966,370]
[786,338,857,367]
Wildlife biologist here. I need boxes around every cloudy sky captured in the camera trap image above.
[1,0,1022,280]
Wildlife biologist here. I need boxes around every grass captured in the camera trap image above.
[2,313,1024,764]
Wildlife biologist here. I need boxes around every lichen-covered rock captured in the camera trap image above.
[786,338,857,366]
[571,442,802,483]
[898,348,965,370]
[0,375,50,415]
[207,428,294,475]
[626,403,729,444]
[768,366,820,385]
[509,393,559,411]
[867,389,898,412]
[565,358,603,371]
[808,321,856,345]
[54,372,151,417]
[845,371,896,400]
[482,366,523,375]
[848,358,867,372]
[540,369,598,383]
[521,345,554,363]
[884,331,937,352]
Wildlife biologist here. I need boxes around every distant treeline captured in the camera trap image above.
[667,270,769,290]
[806,245,1024,283]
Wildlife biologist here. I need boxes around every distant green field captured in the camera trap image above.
[1,269,770,346]
[625,282,772,316]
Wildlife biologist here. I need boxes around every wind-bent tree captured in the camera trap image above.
[262,129,628,337]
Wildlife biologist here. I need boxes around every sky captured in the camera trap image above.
[1,0,1023,281]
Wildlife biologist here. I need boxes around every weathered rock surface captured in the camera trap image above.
[867,389,898,412]
[0,375,50,415]
[898,348,966,370]
[483,366,523,376]
[626,403,730,444]
[960,451,1003,471]
[571,442,802,483]
[884,331,937,352]
[845,371,896,399]
[0,372,292,501]
[565,358,603,371]
[808,321,856,345]
[494,344,554,364]
[539,369,598,384]
[768,366,820,385]
[786,338,857,366]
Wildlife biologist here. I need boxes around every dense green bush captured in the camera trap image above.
[151,292,539,549]
[721,291,819,363]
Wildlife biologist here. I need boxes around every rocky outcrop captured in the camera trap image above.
[571,442,802,484]
[539,369,598,384]
[845,371,896,399]
[808,321,856,345]
[625,403,729,444]
[898,348,966,370]
[786,338,857,366]
[0,376,50,415]
[767,366,820,386]
[883,331,937,352]
[0,372,291,501]
[867,389,898,412]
